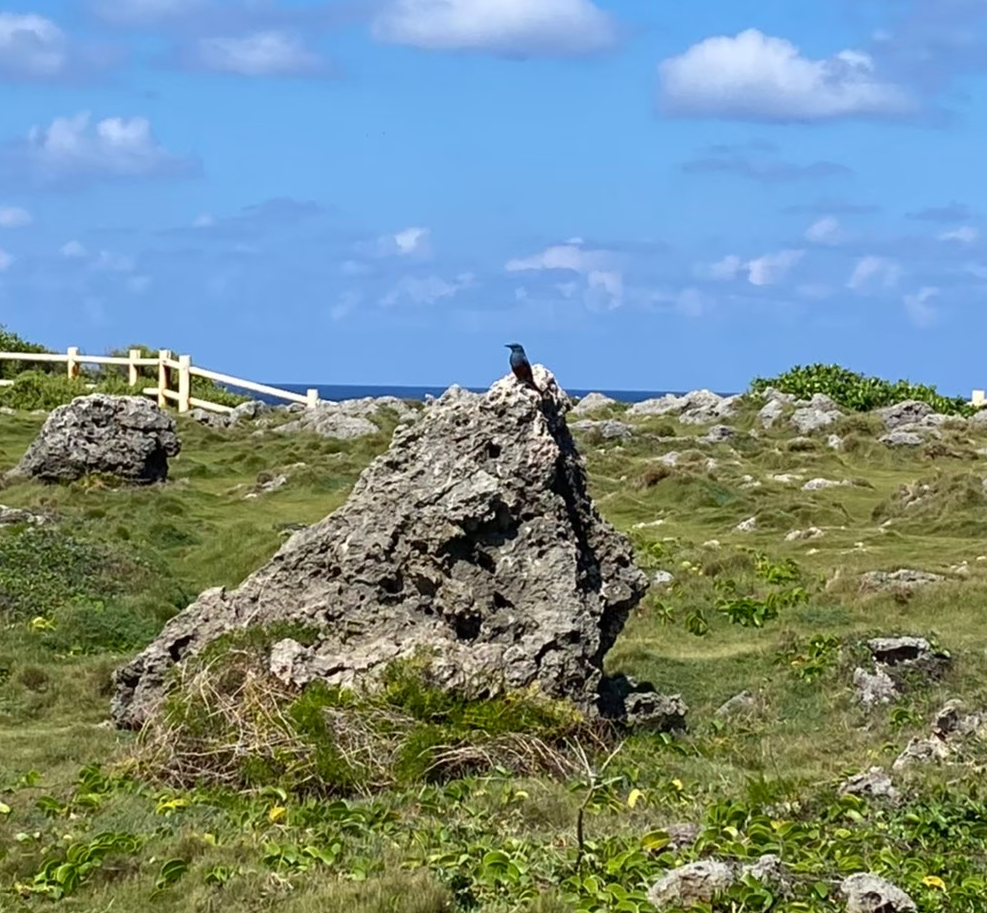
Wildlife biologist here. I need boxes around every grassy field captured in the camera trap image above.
[2,394,987,911]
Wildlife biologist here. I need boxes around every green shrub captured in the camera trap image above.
[0,526,140,622]
[39,596,162,655]
[0,370,133,410]
[0,324,58,379]
[0,326,250,410]
[749,363,975,416]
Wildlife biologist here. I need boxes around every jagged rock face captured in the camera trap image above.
[111,366,650,730]
[8,394,180,485]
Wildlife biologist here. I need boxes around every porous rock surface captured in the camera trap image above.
[841,873,916,913]
[111,366,655,730]
[7,394,180,485]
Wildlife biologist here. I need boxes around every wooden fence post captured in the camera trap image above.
[66,346,79,379]
[158,349,171,408]
[128,349,141,387]
[306,388,319,408]
[178,355,192,413]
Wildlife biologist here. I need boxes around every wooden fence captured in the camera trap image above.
[0,347,320,414]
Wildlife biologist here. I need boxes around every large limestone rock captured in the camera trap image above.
[7,394,180,485]
[111,366,653,730]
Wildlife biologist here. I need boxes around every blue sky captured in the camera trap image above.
[1,0,987,394]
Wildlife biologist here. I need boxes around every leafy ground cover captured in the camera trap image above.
[2,382,987,910]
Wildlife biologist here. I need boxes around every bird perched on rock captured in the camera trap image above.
[506,343,540,392]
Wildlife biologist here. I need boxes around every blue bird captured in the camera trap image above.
[506,343,540,392]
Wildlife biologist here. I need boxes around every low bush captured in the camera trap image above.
[133,641,596,796]
[749,362,975,416]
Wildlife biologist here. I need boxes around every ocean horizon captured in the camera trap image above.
[259,383,738,405]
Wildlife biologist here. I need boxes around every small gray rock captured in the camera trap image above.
[715,690,756,717]
[648,860,736,910]
[853,667,899,707]
[570,419,632,440]
[664,822,700,850]
[758,399,785,428]
[841,873,916,913]
[867,636,933,664]
[838,767,900,803]
[741,854,793,897]
[880,430,924,447]
[860,570,944,592]
[188,407,232,429]
[827,433,844,450]
[0,504,52,526]
[651,570,675,588]
[231,399,269,422]
[278,412,379,440]
[893,736,951,771]
[802,477,849,491]
[791,407,838,434]
[877,400,936,430]
[571,392,618,415]
[699,424,736,444]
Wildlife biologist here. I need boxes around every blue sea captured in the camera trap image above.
[257,383,723,405]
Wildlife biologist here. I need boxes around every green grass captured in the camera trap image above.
[3,399,987,910]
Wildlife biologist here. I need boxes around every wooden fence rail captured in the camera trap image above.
[0,347,320,414]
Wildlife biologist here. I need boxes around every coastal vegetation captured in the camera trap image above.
[1,327,987,910]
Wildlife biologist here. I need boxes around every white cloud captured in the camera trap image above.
[372,226,431,258]
[0,205,31,228]
[506,241,623,306]
[966,262,987,280]
[0,246,11,271]
[60,239,87,258]
[700,254,744,281]
[194,31,325,76]
[193,212,214,228]
[505,242,613,274]
[658,28,914,122]
[2,111,196,188]
[380,272,475,306]
[700,249,803,286]
[585,269,623,309]
[0,13,67,80]
[393,226,430,255]
[904,286,938,326]
[372,0,617,57]
[747,249,804,286]
[805,217,841,245]
[847,255,902,291]
[939,225,979,244]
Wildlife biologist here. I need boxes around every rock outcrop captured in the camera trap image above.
[111,366,657,730]
[841,873,916,913]
[571,392,618,415]
[627,390,738,425]
[6,394,180,485]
